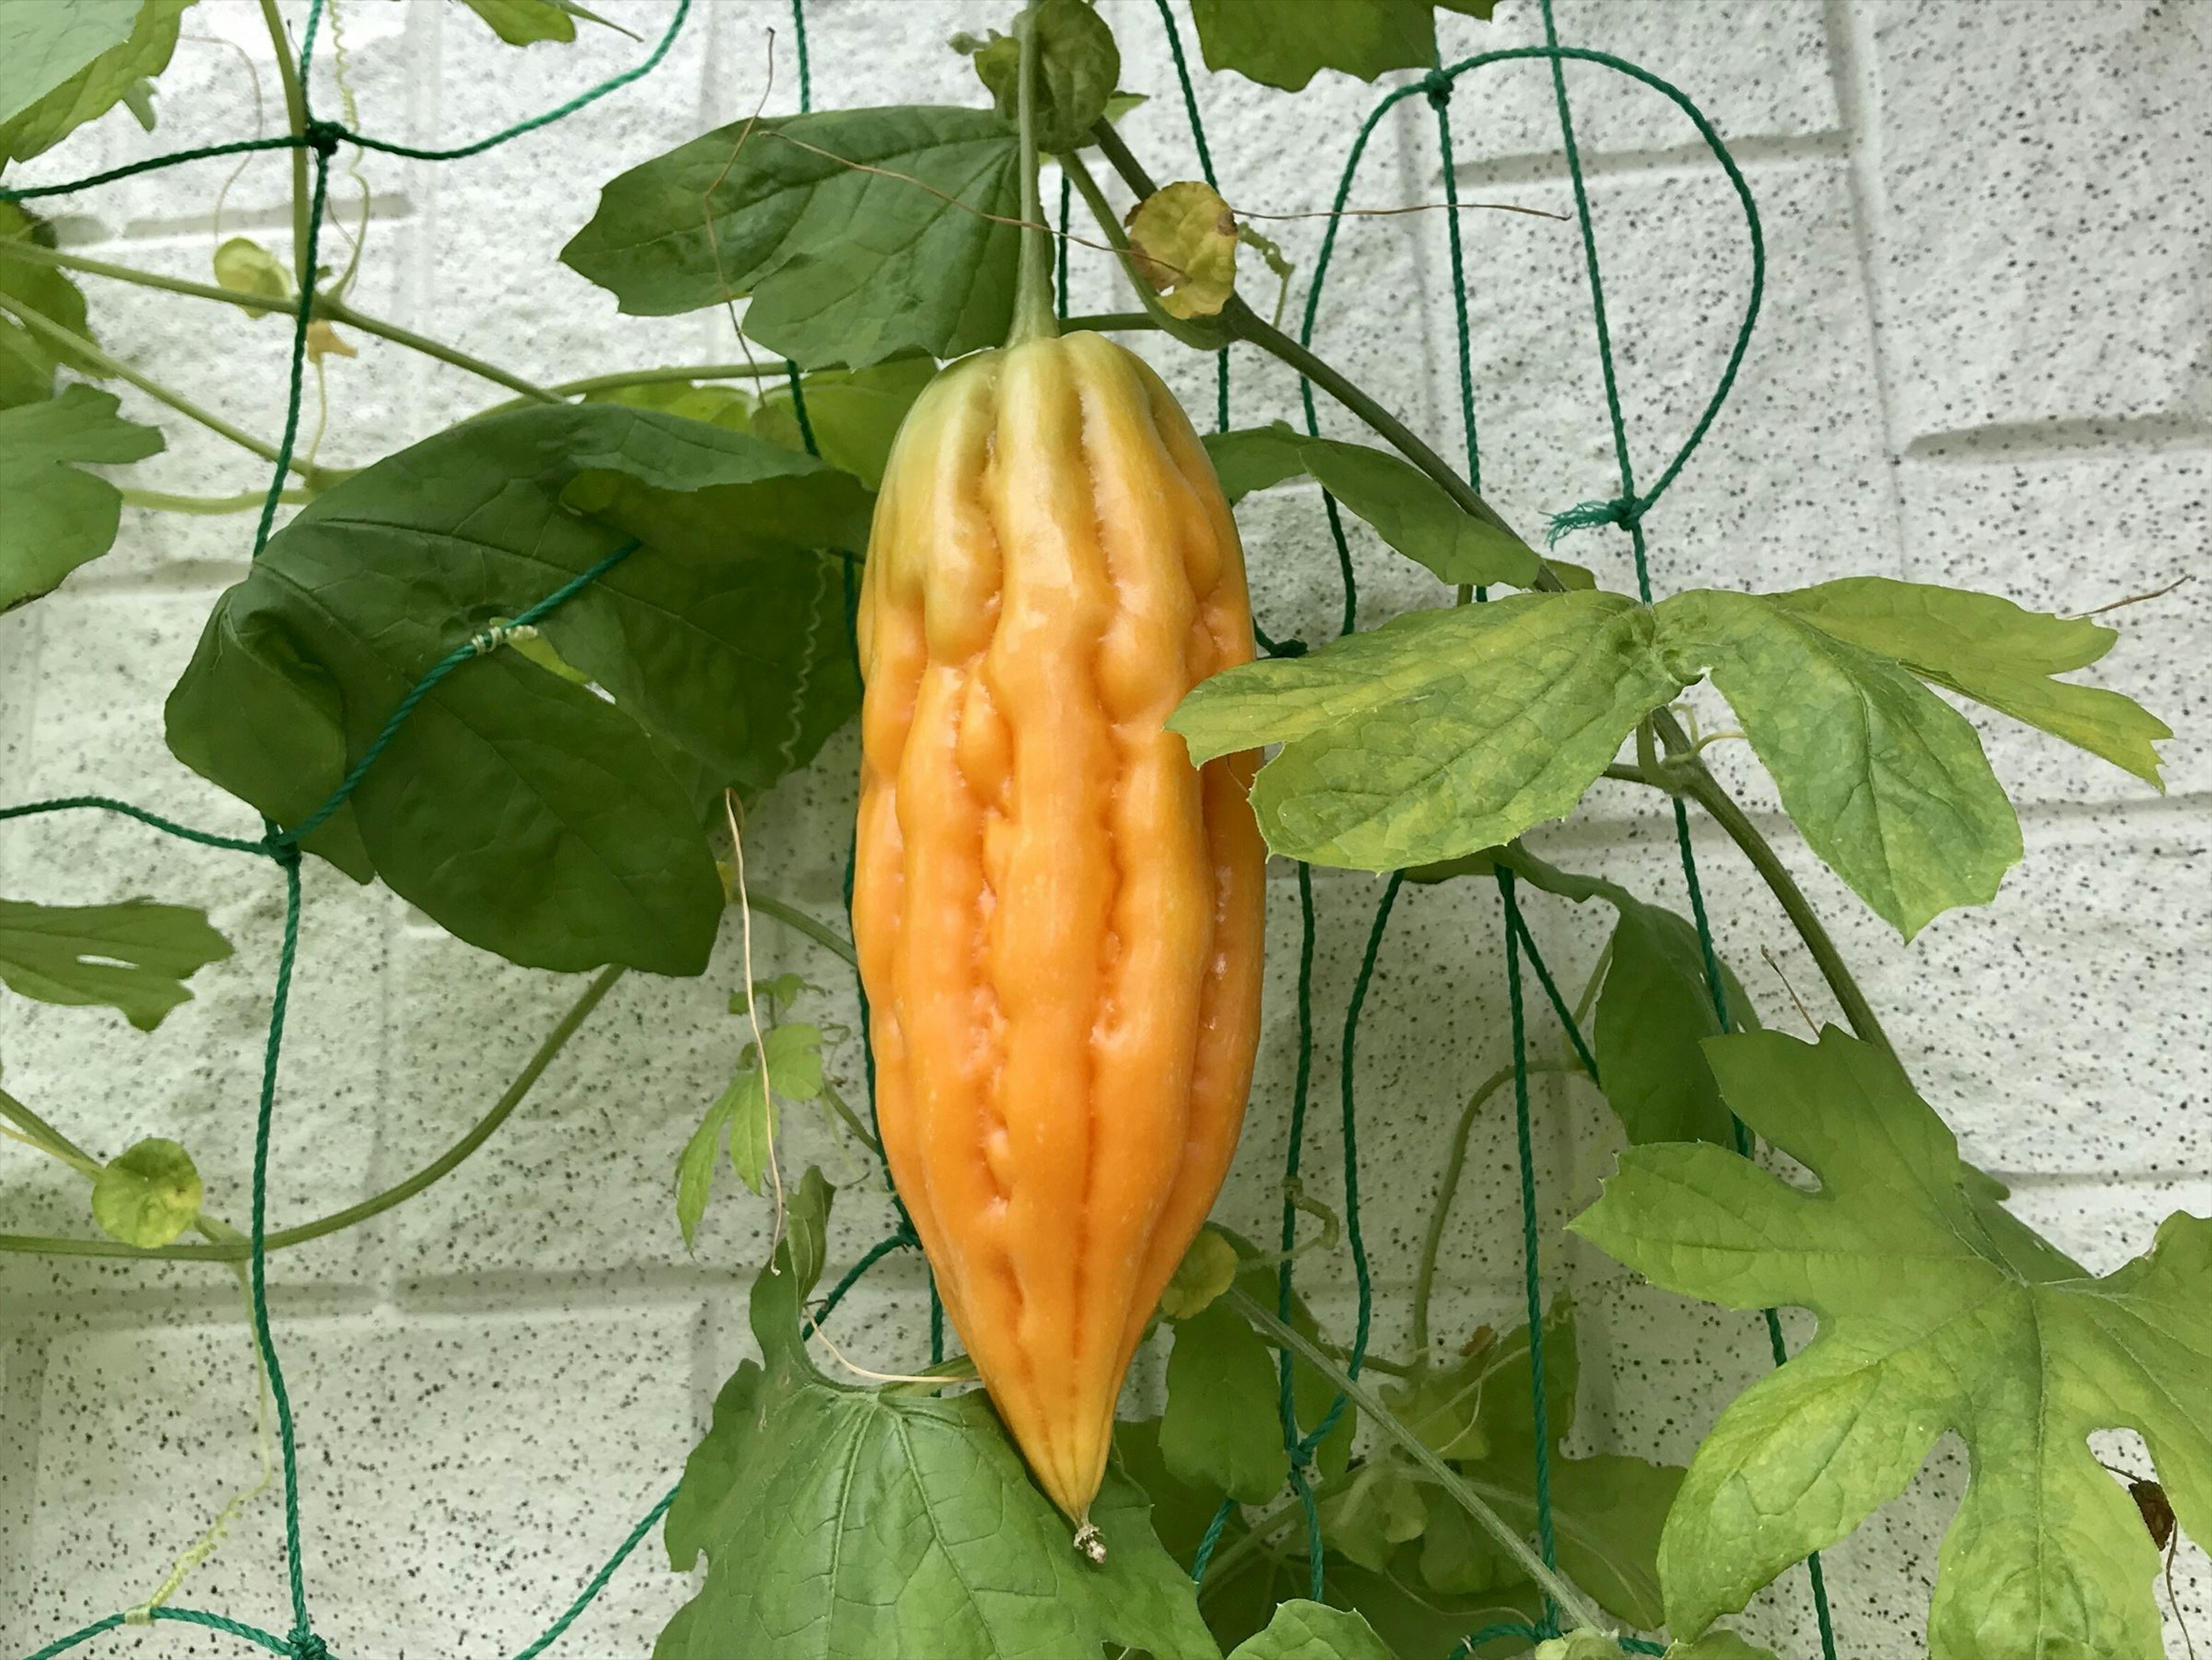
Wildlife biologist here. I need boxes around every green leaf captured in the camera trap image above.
[1767,576,2170,787]
[211,236,291,317]
[1299,435,1537,590]
[1188,0,1488,93]
[0,385,163,612]
[1571,1025,2212,1659]
[674,1088,734,1251]
[1227,1600,1393,1660]
[1196,423,1539,587]
[90,1136,202,1247]
[0,0,142,126]
[1594,900,1753,1146]
[1203,423,1310,503]
[1535,1636,1630,1660]
[1656,588,2021,938]
[1173,592,1684,870]
[2,202,102,404]
[1114,1417,1232,1565]
[563,107,1021,369]
[722,1068,773,1195]
[963,0,1119,154]
[1666,1635,1777,1660]
[582,378,754,429]
[658,1187,1219,1660]
[783,1165,834,1297]
[1161,1297,1291,1504]
[1463,1453,1680,1632]
[166,403,867,973]
[459,0,579,46]
[1320,1462,1427,1572]
[0,0,192,166]
[0,895,229,1030]
[1220,1231,1355,1480]
[751,355,936,490]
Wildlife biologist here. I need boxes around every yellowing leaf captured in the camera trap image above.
[91,1136,203,1247]
[1158,1225,1239,1318]
[212,236,290,317]
[1573,1026,2212,1659]
[1125,181,1238,320]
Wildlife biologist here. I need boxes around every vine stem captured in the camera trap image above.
[0,293,333,486]
[0,965,625,1261]
[1604,757,1897,1060]
[257,0,310,288]
[122,487,315,516]
[0,240,560,405]
[1224,1286,1612,1639]
[745,894,859,967]
[1410,1058,1578,1359]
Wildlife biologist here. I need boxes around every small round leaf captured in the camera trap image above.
[90,1136,203,1247]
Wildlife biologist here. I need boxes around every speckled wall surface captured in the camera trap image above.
[1,1,2206,1654]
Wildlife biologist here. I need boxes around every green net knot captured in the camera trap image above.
[289,1629,332,1660]
[1545,494,1642,545]
[302,119,346,156]
[1419,69,1456,109]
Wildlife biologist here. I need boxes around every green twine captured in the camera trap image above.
[0,797,268,856]
[789,0,811,111]
[1500,902,1600,1086]
[1532,0,1832,1647]
[1056,175,1072,319]
[508,1485,678,1660]
[1497,870,1560,1633]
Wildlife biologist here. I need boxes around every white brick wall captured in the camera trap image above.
[3,1,2206,1654]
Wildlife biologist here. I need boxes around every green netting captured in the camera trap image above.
[0,2,1845,1656]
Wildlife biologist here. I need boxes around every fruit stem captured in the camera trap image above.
[1006,6,1060,347]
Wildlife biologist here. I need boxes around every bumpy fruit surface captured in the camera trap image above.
[852,330,1267,1523]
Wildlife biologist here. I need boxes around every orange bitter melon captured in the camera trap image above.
[851,328,1267,1532]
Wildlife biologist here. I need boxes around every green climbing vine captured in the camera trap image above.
[0,3,2198,1660]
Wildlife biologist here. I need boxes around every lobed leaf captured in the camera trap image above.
[0,385,164,612]
[1571,1026,2212,1659]
[1172,592,1685,870]
[658,1183,1217,1660]
[0,894,229,1030]
[0,0,192,165]
[1769,576,2169,786]
[1655,588,2021,939]
[563,106,1021,368]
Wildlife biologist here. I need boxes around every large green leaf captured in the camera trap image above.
[0,385,162,611]
[0,0,191,165]
[1655,589,2020,938]
[1766,577,2169,786]
[1162,1296,1291,1505]
[0,895,230,1029]
[1199,423,1537,588]
[657,1184,1219,1660]
[0,0,142,126]
[1227,1600,1393,1660]
[563,107,1021,369]
[1173,593,1684,870]
[1189,0,1493,92]
[1572,1026,2212,1659]
[165,404,868,975]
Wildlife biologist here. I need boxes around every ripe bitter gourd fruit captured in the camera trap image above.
[852,328,1267,1531]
